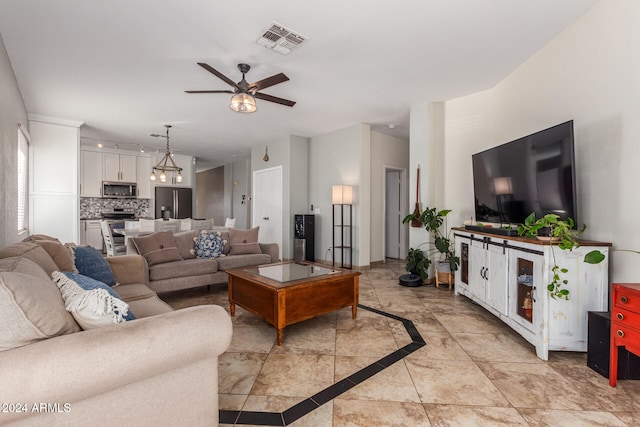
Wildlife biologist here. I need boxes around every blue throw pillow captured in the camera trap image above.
[62,272,135,321]
[191,230,225,259]
[73,246,117,287]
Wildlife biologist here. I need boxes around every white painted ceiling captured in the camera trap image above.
[0,0,598,171]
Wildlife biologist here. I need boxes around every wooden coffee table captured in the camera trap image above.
[227,262,360,345]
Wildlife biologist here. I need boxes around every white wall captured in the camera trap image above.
[309,124,370,268]
[230,158,250,229]
[370,131,409,263]
[408,103,449,274]
[289,135,310,242]
[0,34,29,247]
[444,89,494,226]
[251,135,310,260]
[443,0,640,282]
[412,103,432,248]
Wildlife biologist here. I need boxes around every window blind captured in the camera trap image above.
[17,124,30,232]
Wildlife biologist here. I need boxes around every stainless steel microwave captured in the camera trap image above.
[102,181,137,198]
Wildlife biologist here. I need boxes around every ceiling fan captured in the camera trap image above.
[185,62,296,113]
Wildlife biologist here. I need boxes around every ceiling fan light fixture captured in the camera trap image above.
[230,92,257,113]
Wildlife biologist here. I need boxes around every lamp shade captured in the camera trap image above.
[493,177,513,195]
[230,93,257,113]
[332,185,353,205]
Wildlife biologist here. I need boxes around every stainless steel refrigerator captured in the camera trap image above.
[155,187,192,219]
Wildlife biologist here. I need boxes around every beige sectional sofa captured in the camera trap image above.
[0,237,232,426]
[126,228,279,294]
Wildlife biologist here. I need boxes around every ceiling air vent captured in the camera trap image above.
[257,22,307,55]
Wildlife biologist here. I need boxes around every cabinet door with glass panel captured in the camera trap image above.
[508,248,544,334]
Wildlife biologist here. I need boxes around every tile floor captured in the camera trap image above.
[162,259,640,426]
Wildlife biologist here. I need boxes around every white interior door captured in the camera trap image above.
[385,170,401,259]
[252,166,282,260]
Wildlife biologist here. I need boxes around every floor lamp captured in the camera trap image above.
[332,185,353,269]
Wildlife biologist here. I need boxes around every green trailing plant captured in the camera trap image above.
[517,213,604,300]
[403,207,460,275]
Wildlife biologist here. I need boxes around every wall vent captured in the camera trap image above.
[257,22,307,55]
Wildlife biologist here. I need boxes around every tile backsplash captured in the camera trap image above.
[80,197,150,219]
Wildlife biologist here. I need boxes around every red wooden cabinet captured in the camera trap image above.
[610,283,640,386]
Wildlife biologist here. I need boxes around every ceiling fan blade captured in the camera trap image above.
[249,73,289,92]
[197,63,239,89]
[185,90,234,94]
[254,92,296,107]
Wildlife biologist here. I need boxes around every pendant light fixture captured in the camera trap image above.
[150,125,183,183]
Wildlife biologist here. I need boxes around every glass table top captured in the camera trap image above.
[246,262,339,283]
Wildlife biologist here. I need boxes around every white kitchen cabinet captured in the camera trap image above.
[80,150,103,197]
[454,228,610,360]
[29,117,81,244]
[136,155,152,198]
[104,153,137,182]
[80,220,103,251]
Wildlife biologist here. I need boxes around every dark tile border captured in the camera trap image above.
[219,304,426,426]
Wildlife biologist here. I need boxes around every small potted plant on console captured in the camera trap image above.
[517,212,605,300]
[403,207,460,289]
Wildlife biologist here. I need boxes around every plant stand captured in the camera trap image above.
[435,271,454,289]
[435,267,454,290]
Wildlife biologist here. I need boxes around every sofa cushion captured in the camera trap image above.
[126,295,174,318]
[0,258,81,351]
[34,240,76,272]
[228,227,261,255]
[0,255,51,281]
[72,245,117,287]
[174,230,199,259]
[0,242,60,276]
[191,230,226,259]
[60,272,136,321]
[51,271,133,330]
[112,283,157,302]
[215,253,272,271]
[219,231,231,255]
[21,233,60,243]
[132,231,182,266]
[149,258,219,282]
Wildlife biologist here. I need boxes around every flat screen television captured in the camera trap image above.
[472,120,577,226]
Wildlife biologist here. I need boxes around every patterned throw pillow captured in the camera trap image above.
[190,230,226,259]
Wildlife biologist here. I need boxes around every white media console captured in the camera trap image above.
[453,228,611,360]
